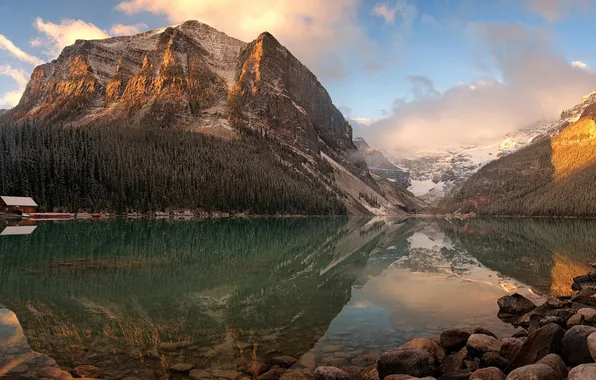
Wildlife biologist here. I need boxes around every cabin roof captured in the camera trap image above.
[1,226,37,236]
[0,196,38,207]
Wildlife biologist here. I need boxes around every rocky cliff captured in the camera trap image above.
[1,20,419,215]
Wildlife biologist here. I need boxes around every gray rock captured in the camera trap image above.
[536,354,567,379]
[589,332,596,362]
[470,367,505,380]
[499,338,523,361]
[505,364,558,380]
[377,349,437,379]
[480,352,510,371]
[441,329,471,353]
[512,323,565,368]
[399,337,445,363]
[561,325,596,366]
[440,347,469,374]
[313,366,353,380]
[539,316,564,327]
[466,335,502,357]
[497,294,536,316]
[472,328,498,340]
[568,363,596,380]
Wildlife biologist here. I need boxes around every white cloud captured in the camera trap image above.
[523,0,589,21]
[572,60,590,70]
[0,65,29,87]
[114,0,387,80]
[0,34,43,65]
[32,18,110,57]
[373,0,417,27]
[0,89,24,108]
[373,4,398,24]
[361,22,596,156]
[109,23,148,36]
[352,117,374,126]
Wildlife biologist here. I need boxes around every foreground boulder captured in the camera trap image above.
[399,338,445,363]
[505,364,558,380]
[499,338,523,361]
[536,354,567,379]
[497,294,537,317]
[568,363,596,379]
[561,325,596,366]
[377,349,437,379]
[440,347,469,374]
[466,335,502,357]
[314,366,353,380]
[441,329,471,353]
[589,332,596,362]
[470,367,505,380]
[512,323,565,368]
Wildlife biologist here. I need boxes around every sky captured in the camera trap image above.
[1,0,596,156]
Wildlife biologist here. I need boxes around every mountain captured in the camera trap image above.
[442,89,596,216]
[0,21,420,215]
[353,137,410,190]
[0,109,7,116]
[393,119,565,203]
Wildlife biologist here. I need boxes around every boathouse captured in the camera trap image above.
[0,196,38,214]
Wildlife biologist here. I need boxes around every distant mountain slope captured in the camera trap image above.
[0,21,420,215]
[353,137,410,190]
[442,91,596,216]
[397,89,596,204]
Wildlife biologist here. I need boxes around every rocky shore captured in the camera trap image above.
[305,272,596,380]
[4,273,596,380]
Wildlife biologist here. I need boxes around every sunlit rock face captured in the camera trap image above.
[551,116,596,182]
[9,21,243,129]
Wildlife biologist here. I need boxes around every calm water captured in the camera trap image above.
[0,217,595,378]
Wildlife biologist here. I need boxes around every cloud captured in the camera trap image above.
[114,0,390,80]
[109,23,148,36]
[360,22,596,156]
[373,4,398,24]
[32,18,110,57]
[0,65,29,87]
[0,34,43,65]
[0,89,24,108]
[572,60,590,70]
[523,0,589,21]
[373,0,417,27]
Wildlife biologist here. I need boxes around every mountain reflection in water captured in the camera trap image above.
[0,217,594,378]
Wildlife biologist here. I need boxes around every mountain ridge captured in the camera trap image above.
[0,20,421,216]
[441,88,596,216]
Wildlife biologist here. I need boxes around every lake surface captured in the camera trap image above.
[1,217,595,378]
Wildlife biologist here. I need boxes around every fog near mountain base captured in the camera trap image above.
[358,22,596,157]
